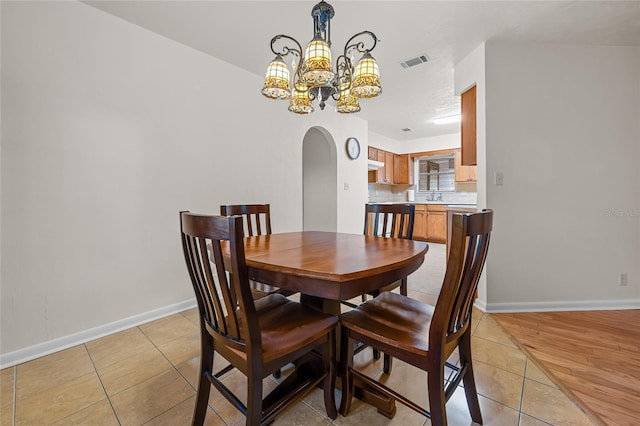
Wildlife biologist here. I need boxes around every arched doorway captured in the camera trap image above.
[302,127,337,231]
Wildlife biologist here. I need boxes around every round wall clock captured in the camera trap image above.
[346,137,360,160]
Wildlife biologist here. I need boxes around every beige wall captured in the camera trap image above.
[483,42,640,311]
[0,1,367,365]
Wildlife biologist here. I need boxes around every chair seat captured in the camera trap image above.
[255,294,338,363]
[340,292,434,357]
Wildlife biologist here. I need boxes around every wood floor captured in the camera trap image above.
[492,310,640,426]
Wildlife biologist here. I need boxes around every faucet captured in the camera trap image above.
[427,191,442,201]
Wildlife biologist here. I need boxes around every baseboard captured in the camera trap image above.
[0,299,197,369]
[483,298,640,313]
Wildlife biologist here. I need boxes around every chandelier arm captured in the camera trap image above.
[342,30,379,57]
[270,35,303,58]
[270,34,306,84]
[308,87,318,101]
[334,54,353,93]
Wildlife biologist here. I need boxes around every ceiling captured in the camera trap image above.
[86,1,640,142]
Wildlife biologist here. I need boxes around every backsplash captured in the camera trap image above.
[368,184,477,205]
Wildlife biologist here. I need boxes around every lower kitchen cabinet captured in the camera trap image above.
[412,204,446,243]
[426,205,446,243]
[413,204,427,240]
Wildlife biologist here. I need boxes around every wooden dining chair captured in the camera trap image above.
[344,203,417,372]
[220,204,296,300]
[339,209,493,425]
[180,212,338,426]
[363,203,415,298]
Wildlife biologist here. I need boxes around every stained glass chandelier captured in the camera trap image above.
[261,1,381,114]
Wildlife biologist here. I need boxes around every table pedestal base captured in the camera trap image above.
[353,376,397,418]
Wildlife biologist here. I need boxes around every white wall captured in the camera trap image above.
[0,1,367,366]
[398,133,461,154]
[368,131,400,153]
[483,42,640,311]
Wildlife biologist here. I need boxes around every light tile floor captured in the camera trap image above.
[0,244,596,425]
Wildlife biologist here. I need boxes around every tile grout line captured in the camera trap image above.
[136,323,231,425]
[82,343,122,426]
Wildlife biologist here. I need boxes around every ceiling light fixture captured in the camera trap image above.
[433,114,461,125]
[261,0,382,115]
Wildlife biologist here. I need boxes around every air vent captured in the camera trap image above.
[400,54,429,69]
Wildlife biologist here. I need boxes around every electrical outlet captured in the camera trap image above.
[343,182,349,190]
[494,172,504,186]
[619,273,628,286]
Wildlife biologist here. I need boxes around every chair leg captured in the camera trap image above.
[193,334,213,426]
[427,365,447,426]
[373,348,380,360]
[246,368,263,426]
[323,329,338,419]
[339,328,355,416]
[459,332,483,424]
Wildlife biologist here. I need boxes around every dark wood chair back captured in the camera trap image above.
[180,212,338,425]
[181,213,257,356]
[433,209,492,348]
[220,203,294,303]
[364,203,415,239]
[339,209,493,425]
[220,204,271,236]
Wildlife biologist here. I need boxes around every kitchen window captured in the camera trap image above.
[416,154,455,192]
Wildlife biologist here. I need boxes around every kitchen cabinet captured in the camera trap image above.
[393,154,413,185]
[461,85,477,166]
[384,151,394,184]
[426,204,447,243]
[412,204,446,243]
[413,204,427,240]
[368,146,377,160]
[368,147,394,184]
[454,148,477,182]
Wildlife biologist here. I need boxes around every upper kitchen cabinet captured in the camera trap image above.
[393,154,413,185]
[461,85,477,166]
[384,151,394,184]
[454,148,477,182]
[368,147,392,184]
[368,147,404,185]
[368,146,377,160]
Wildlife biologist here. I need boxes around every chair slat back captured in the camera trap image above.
[432,209,493,345]
[220,204,272,237]
[364,204,415,239]
[180,212,259,352]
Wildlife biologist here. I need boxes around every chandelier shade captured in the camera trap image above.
[262,1,381,115]
[288,84,314,114]
[301,36,334,87]
[336,85,361,114]
[351,52,382,98]
[261,55,291,100]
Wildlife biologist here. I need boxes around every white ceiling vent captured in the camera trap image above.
[400,54,429,69]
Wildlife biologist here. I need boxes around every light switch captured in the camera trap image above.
[494,172,504,186]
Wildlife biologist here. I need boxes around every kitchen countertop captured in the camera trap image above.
[371,201,477,207]
[446,204,478,209]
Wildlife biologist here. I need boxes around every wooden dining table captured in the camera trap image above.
[240,230,429,417]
